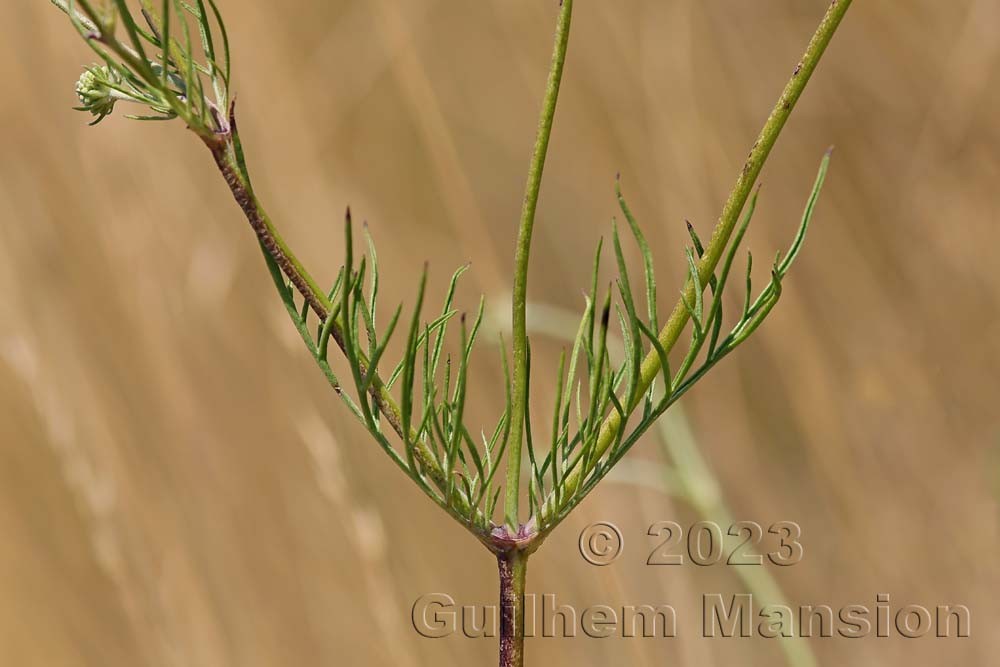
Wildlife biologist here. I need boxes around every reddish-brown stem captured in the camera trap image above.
[498,550,529,667]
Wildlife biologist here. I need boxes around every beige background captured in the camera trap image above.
[1,0,997,665]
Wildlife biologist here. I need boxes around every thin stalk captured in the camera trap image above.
[506,0,575,529]
[539,0,854,525]
[498,551,529,667]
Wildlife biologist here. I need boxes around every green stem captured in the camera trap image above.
[540,0,853,525]
[506,0,575,529]
[498,551,530,667]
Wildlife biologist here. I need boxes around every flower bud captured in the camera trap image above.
[75,66,120,123]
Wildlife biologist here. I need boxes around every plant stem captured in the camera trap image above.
[202,128,484,526]
[540,0,854,525]
[498,550,529,667]
[506,0,575,529]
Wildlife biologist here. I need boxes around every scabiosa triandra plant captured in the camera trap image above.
[48,1,853,665]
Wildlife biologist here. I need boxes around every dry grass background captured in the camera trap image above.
[1,1,998,665]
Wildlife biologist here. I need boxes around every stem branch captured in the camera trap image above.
[203,127,484,527]
[540,0,853,525]
[506,0,575,529]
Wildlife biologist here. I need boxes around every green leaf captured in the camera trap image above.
[616,177,658,330]
[431,263,470,382]
[778,149,832,278]
[743,251,754,322]
[586,238,603,364]
[686,221,720,293]
[401,265,429,443]
[636,317,672,403]
[611,221,642,408]
[360,304,403,395]
[549,349,567,499]
[444,314,472,507]
[684,247,704,327]
[363,223,380,327]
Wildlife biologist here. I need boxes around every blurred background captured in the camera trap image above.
[1,0,998,665]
